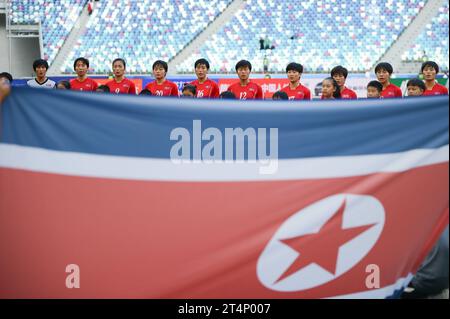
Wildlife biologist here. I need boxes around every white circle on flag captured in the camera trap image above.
[257,194,385,292]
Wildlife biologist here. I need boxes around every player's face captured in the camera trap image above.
[422,66,437,81]
[0,77,10,87]
[407,86,423,96]
[75,61,88,77]
[376,69,390,85]
[113,61,125,77]
[321,79,336,99]
[237,66,250,81]
[367,86,380,98]
[0,77,11,96]
[35,65,47,78]
[195,64,208,80]
[153,66,166,80]
[287,70,300,83]
[332,73,346,87]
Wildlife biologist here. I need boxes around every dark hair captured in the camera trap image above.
[331,65,348,78]
[219,91,236,99]
[153,60,168,73]
[195,58,210,70]
[73,57,90,69]
[407,78,426,91]
[286,62,303,74]
[139,89,153,96]
[112,58,126,68]
[323,77,341,99]
[272,91,289,100]
[182,83,197,96]
[0,72,13,83]
[367,80,383,93]
[421,61,439,74]
[235,60,252,71]
[57,80,71,89]
[375,62,393,75]
[33,59,49,71]
[97,85,110,93]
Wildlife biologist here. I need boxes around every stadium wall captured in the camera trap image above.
[9,37,40,78]
[0,14,8,73]
[0,14,41,78]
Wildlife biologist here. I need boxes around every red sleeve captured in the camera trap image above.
[440,85,449,95]
[171,82,180,97]
[69,79,76,90]
[256,84,264,99]
[91,79,98,91]
[128,80,137,95]
[227,83,236,95]
[395,86,403,98]
[304,87,311,100]
[105,80,113,91]
[211,81,220,98]
[350,90,358,99]
[145,82,153,94]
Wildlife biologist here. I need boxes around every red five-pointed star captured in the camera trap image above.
[275,199,376,284]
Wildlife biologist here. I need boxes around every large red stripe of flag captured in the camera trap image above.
[0,161,447,298]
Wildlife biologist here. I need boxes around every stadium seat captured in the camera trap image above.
[62,0,233,73]
[402,2,449,71]
[9,0,85,63]
[9,0,447,74]
[177,0,426,73]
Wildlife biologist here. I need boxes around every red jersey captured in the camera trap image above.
[190,79,220,98]
[280,83,311,100]
[70,77,98,92]
[423,83,448,96]
[227,81,263,100]
[145,80,179,97]
[341,87,357,99]
[381,83,402,98]
[106,78,136,95]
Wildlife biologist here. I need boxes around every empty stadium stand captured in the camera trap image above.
[8,0,85,63]
[177,0,427,73]
[402,1,449,71]
[62,0,233,73]
[4,0,449,74]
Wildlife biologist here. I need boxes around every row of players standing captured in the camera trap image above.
[24,57,448,99]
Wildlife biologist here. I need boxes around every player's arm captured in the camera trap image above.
[129,81,137,95]
[144,83,153,95]
[171,83,180,97]
[256,85,264,99]
[105,81,113,92]
[211,81,220,98]
[92,79,99,91]
[304,87,312,100]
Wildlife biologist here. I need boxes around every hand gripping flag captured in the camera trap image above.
[0,88,448,298]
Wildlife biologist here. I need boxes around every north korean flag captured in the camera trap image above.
[0,88,448,298]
